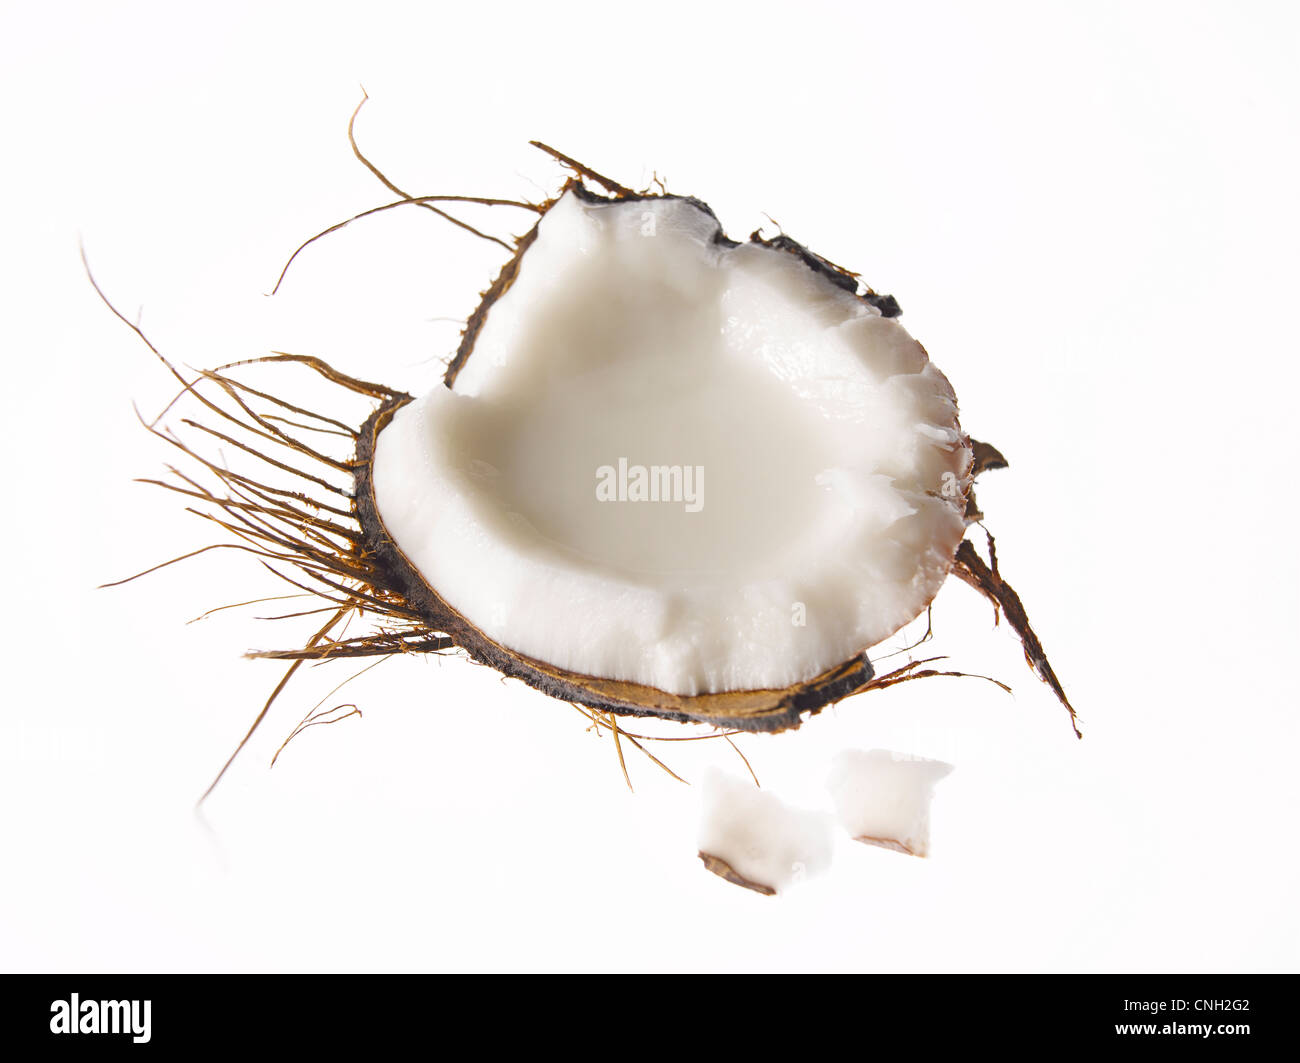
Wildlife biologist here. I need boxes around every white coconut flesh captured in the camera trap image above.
[371,189,971,696]
[697,770,834,893]
[827,749,954,858]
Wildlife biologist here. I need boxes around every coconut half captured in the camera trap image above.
[98,127,1079,804]
[358,184,972,730]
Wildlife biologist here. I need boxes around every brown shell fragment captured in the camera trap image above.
[852,835,925,858]
[697,851,777,896]
[952,531,1081,738]
[963,438,1011,522]
[970,438,1010,476]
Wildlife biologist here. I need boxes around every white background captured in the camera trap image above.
[3,0,1297,972]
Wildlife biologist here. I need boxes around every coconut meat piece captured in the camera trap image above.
[697,770,833,894]
[827,749,954,857]
[372,189,970,695]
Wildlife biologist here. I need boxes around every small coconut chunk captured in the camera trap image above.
[827,749,953,858]
[697,770,833,894]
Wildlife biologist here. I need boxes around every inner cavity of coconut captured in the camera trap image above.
[372,190,971,695]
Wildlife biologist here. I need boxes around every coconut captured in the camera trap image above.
[827,749,954,858]
[95,107,1079,801]
[358,173,976,731]
[696,770,834,895]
